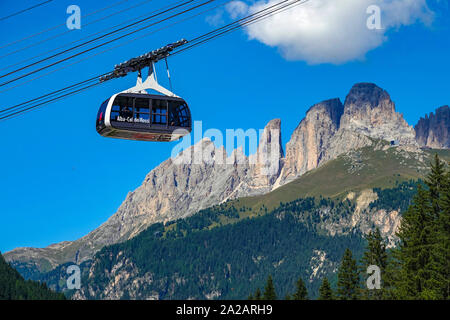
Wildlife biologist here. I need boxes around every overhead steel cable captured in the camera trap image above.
[0,0,156,62]
[0,0,184,72]
[171,0,308,56]
[0,0,304,120]
[0,73,109,115]
[0,0,198,82]
[0,1,222,89]
[0,0,53,22]
[0,82,102,121]
[2,39,188,118]
[0,0,131,50]
[0,0,308,121]
[0,0,233,95]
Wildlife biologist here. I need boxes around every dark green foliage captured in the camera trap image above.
[360,229,387,300]
[77,155,444,300]
[439,170,450,299]
[427,155,450,299]
[427,154,446,218]
[291,277,308,300]
[254,288,262,300]
[389,154,449,299]
[21,174,432,300]
[252,276,308,300]
[248,287,262,300]
[337,248,360,300]
[79,198,365,300]
[269,197,355,231]
[263,275,277,300]
[0,253,65,300]
[370,180,420,212]
[318,278,333,300]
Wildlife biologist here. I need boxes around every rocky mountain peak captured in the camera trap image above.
[341,83,395,127]
[255,118,283,161]
[304,98,344,125]
[340,83,417,146]
[280,98,344,183]
[435,105,449,118]
[262,118,282,130]
[249,118,283,187]
[415,105,450,149]
[344,82,392,110]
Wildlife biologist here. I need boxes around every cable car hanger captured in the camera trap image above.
[99,38,187,82]
[123,62,179,98]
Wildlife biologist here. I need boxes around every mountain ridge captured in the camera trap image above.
[5,82,449,273]
[12,145,449,297]
[415,105,450,149]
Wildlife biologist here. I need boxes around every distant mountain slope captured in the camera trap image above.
[5,82,449,277]
[0,252,65,300]
[18,149,447,297]
[74,204,367,300]
[70,179,423,300]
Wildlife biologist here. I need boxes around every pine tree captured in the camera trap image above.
[254,288,262,300]
[263,275,277,300]
[337,248,360,300]
[392,155,448,299]
[437,168,450,299]
[318,278,333,300]
[394,185,436,299]
[382,251,402,300]
[424,155,447,297]
[360,229,387,300]
[0,252,65,300]
[426,154,446,219]
[291,277,308,300]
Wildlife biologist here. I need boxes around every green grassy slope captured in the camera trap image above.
[232,147,449,211]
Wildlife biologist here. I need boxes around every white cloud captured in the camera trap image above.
[205,9,225,27]
[233,0,434,64]
[226,1,249,19]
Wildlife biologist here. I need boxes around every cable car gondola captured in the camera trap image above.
[96,63,191,142]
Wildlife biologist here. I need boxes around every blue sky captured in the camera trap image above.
[0,0,449,253]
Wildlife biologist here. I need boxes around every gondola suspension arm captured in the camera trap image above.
[121,63,179,97]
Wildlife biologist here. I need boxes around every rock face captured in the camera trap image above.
[5,120,284,268]
[279,83,418,184]
[339,83,417,146]
[280,99,343,183]
[415,105,450,149]
[323,83,420,163]
[4,83,445,270]
[241,118,284,195]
